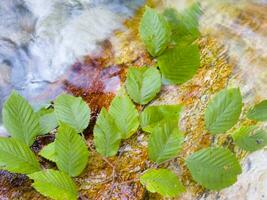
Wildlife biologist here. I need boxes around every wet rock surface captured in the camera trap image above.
[1,1,267,200]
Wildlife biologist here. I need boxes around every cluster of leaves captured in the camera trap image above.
[1,91,90,199]
[1,3,267,200]
[93,72,185,197]
[139,4,201,85]
[137,4,267,196]
[186,88,267,190]
[0,86,185,198]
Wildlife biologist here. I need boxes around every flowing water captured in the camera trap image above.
[0,0,145,136]
[0,0,267,199]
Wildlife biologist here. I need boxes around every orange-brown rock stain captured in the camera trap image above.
[0,3,240,200]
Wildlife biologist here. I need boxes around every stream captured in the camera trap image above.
[0,0,267,199]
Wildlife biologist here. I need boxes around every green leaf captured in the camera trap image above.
[247,100,267,121]
[39,142,56,162]
[163,3,201,45]
[139,7,171,57]
[36,107,58,134]
[158,44,200,85]
[93,108,121,157]
[205,88,243,134]
[109,94,139,139]
[125,67,161,105]
[148,121,184,164]
[40,112,58,134]
[28,169,78,200]
[54,94,91,132]
[140,104,182,133]
[186,147,242,190]
[2,90,40,146]
[0,138,40,174]
[232,126,267,152]
[55,124,89,177]
[140,168,185,197]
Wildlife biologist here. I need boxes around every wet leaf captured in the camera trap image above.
[2,90,40,146]
[140,168,185,197]
[54,94,91,133]
[39,142,56,162]
[163,3,201,45]
[247,100,267,121]
[39,112,58,134]
[93,108,121,157]
[157,44,200,85]
[0,138,40,174]
[55,124,89,177]
[109,94,139,139]
[205,88,242,134]
[126,67,161,105]
[140,104,182,133]
[186,147,241,190]
[139,7,171,57]
[29,169,78,200]
[148,121,184,164]
[232,126,267,152]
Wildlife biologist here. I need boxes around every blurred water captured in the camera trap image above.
[1,1,267,198]
[162,1,267,199]
[0,0,144,135]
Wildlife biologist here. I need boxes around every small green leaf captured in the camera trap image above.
[247,100,267,121]
[140,104,182,133]
[2,90,40,146]
[39,142,56,162]
[55,124,89,177]
[109,94,139,139]
[163,3,201,45]
[139,7,171,57]
[140,168,185,197]
[186,147,242,190]
[93,108,121,157]
[205,88,243,134]
[54,94,91,132]
[232,126,267,152]
[125,67,161,105]
[39,112,58,134]
[148,121,184,164]
[158,44,200,85]
[36,107,53,116]
[0,138,41,174]
[28,169,78,200]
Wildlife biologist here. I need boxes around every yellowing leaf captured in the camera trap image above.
[139,7,171,57]
[93,108,121,157]
[186,147,241,190]
[140,169,185,197]
[126,67,161,105]
[205,88,242,134]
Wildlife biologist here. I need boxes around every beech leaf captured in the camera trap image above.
[140,168,185,197]
[126,67,161,105]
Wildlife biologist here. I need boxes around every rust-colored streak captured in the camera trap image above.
[62,40,127,136]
